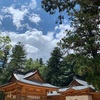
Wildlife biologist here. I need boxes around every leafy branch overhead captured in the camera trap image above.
[41,0,100,90]
[0,34,11,69]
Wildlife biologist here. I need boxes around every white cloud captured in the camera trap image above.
[25,44,39,53]
[2,6,28,29]
[55,24,72,40]
[1,22,71,61]
[0,15,3,20]
[29,13,41,24]
[1,28,58,61]
[1,0,39,29]
[29,0,37,9]
[0,15,3,25]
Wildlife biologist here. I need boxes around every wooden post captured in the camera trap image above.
[25,88,27,100]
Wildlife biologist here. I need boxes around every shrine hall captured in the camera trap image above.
[0,70,58,100]
[47,78,100,100]
[0,70,100,100]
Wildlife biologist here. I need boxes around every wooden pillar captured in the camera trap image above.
[16,88,20,100]
[11,94,13,100]
[25,88,27,100]
[15,85,23,100]
[41,89,46,100]
[41,90,43,100]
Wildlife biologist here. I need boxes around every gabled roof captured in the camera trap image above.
[10,70,44,82]
[47,78,95,96]
[59,86,94,93]
[74,79,90,86]
[58,78,95,94]
[68,78,94,89]
[9,70,58,89]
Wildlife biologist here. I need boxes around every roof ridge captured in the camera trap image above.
[24,70,37,78]
[75,78,86,82]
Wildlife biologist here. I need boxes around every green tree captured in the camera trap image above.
[9,42,26,72]
[25,58,41,71]
[0,34,11,99]
[24,58,33,71]
[0,34,11,85]
[39,58,43,66]
[45,47,62,86]
[0,34,11,68]
[41,0,100,90]
[24,58,46,78]
[60,54,86,86]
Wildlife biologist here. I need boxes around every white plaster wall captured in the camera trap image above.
[66,95,92,100]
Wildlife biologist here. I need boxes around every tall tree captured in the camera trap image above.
[0,34,11,85]
[9,42,26,72]
[45,47,62,86]
[41,0,100,90]
[39,58,43,66]
[0,34,11,99]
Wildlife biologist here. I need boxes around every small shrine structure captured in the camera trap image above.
[0,70,58,100]
[48,78,100,100]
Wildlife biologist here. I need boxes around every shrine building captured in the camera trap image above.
[47,78,100,100]
[0,70,100,100]
[0,70,58,100]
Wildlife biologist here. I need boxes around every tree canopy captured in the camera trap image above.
[41,0,100,90]
[8,42,26,72]
[0,34,11,95]
[45,47,63,86]
[0,34,11,68]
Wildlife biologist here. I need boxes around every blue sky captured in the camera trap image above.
[0,0,71,61]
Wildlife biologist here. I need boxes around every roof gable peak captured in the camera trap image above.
[11,70,44,83]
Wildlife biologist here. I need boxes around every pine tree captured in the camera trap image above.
[45,47,62,86]
[39,58,43,66]
[9,42,26,72]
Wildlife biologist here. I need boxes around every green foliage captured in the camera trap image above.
[24,58,46,78]
[0,34,11,99]
[41,0,100,90]
[8,42,26,72]
[0,34,11,68]
[45,47,63,86]
[25,58,42,71]
[73,55,100,90]
[0,35,11,50]
[24,58,34,71]
[39,58,43,66]
[0,92,4,100]
[0,68,10,100]
[0,68,11,85]
[44,47,83,86]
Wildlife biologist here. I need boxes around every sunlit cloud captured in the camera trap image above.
[0,15,3,25]
[29,13,41,24]
[1,28,58,61]
[1,0,40,29]
[55,24,72,39]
